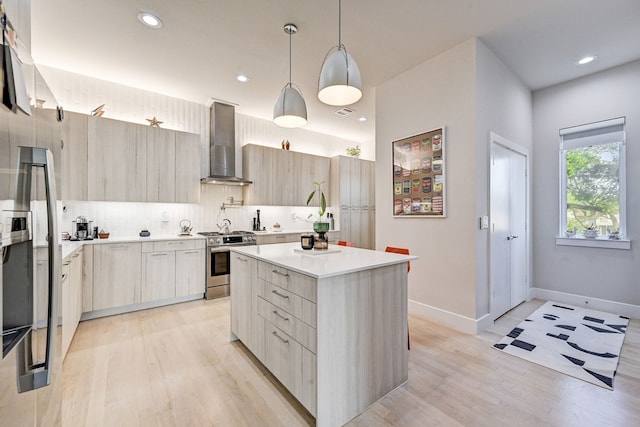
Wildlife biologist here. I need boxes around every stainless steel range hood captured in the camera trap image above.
[201,102,252,185]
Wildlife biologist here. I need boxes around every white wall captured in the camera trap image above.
[475,41,533,318]
[375,38,533,333]
[376,39,478,330]
[532,60,640,309]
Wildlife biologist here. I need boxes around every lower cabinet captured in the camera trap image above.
[92,243,142,311]
[175,248,206,297]
[141,240,206,303]
[230,253,264,359]
[62,247,83,360]
[142,251,176,302]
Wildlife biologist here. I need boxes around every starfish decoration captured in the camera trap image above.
[146,116,163,127]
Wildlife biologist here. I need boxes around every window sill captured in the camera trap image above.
[555,236,631,250]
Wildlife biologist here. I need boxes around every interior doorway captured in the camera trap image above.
[489,132,529,320]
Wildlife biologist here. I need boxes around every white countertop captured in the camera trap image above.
[54,234,206,259]
[253,229,339,236]
[230,242,417,279]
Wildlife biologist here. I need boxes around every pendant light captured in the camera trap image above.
[318,0,362,106]
[273,23,307,128]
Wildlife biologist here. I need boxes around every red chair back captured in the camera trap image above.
[338,240,355,247]
[385,246,410,272]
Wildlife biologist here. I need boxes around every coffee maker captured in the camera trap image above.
[71,215,93,240]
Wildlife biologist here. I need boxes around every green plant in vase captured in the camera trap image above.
[307,180,329,248]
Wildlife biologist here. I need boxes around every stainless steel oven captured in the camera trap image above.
[198,231,256,299]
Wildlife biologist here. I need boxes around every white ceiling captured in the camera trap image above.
[31,0,640,143]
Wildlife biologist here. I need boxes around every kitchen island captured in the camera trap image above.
[229,242,416,427]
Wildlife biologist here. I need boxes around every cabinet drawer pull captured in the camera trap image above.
[272,269,289,278]
[273,310,290,321]
[271,289,290,299]
[151,253,168,257]
[183,250,199,254]
[111,245,129,250]
[237,256,248,262]
[72,253,80,258]
[272,331,289,344]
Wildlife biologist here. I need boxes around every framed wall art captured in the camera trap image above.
[392,127,446,217]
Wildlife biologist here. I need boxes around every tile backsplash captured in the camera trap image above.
[37,185,333,242]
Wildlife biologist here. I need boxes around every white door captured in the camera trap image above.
[490,133,528,319]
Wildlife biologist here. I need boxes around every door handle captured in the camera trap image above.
[507,234,519,240]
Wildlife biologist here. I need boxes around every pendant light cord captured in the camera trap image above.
[289,26,292,87]
[338,0,342,46]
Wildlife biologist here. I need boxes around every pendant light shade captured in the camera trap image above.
[273,84,307,128]
[318,0,362,106]
[274,24,307,128]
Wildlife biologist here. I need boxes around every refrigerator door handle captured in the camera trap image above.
[15,147,59,393]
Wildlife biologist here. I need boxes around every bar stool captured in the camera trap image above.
[385,246,411,350]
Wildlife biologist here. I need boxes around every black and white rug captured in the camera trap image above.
[493,301,629,389]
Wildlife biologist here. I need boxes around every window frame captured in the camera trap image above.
[556,117,630,249]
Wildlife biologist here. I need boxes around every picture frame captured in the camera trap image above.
[392,127,446,217]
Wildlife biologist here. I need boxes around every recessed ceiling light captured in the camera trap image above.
[358,116,368,122]
[138,12,162,29]
[236,74,251,83]
[578,55,596,65]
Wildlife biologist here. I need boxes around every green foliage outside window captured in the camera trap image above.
[565,142,619,233]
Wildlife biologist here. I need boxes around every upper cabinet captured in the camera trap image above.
[242,144,330,206]
[61,111,88,200]
[88,116,147,201]
[62,114,200,203]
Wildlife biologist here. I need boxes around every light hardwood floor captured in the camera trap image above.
[63,299,640,426]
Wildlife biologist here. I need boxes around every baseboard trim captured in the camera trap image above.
[81,293,204,321]
[530,288,640,319]
[409,299,490,335]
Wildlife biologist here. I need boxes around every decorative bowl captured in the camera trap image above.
[98,232,110,239]
[583,229,598,239]
[313,221,330,234]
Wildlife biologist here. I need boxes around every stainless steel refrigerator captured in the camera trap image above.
[1,16,63,426]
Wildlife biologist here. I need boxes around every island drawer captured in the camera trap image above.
[258,297,316,353]
[264,320,317,415]
[258,261,316,302]
[260,280,316,328]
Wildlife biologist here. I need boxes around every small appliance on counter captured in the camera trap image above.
[71,215,93,240]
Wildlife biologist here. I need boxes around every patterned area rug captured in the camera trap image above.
[493,301,629,389]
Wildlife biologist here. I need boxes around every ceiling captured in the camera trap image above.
[31,0,640,143]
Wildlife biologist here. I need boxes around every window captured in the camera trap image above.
[559,117,627,246]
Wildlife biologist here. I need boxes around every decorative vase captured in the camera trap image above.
[313,221,330,250]
[583,229,598,239]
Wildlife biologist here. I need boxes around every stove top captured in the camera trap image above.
[198,230,256,247]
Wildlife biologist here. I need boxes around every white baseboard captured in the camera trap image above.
[408,299,491,335]
[530,287,640,319]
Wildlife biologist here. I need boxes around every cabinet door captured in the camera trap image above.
[230,254,258,351]
[175,249,205,297]
[61,111,88,200]
[93,243,142,310]
[175,131,201,203]
[88,117,147,201]
[142,251,176,302]
[146,127,176,202]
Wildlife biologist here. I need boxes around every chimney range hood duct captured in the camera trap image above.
[201,102,252,185]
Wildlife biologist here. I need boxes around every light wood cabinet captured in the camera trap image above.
[230,253,264,360]
[88,116,147,202]
[92,242,142,310]
[242,144,330,206]
[175,248,205,297]
[142,251,176,302]
[61,111,88,200]
[141,239,205,303]
[62,248,83,360]
[175,131,201,203]
[146,127,176,203]
[83,116,200,203]
[330,156,375,249]
[254,260,317,415]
